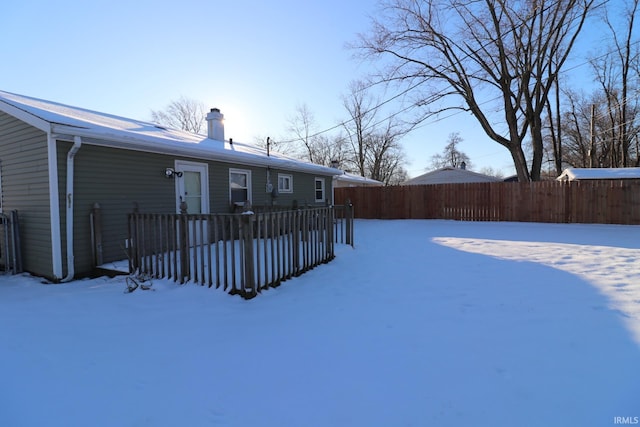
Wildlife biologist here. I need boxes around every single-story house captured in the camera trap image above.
[0,90,341,281]
[402,165,501,185]
[333,171,383,188]
[556,167,640,181]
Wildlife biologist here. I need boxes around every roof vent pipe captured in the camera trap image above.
[206,108,224,141]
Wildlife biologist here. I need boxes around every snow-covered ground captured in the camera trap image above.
[1,219,639,427]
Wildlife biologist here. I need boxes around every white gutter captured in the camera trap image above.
[50,125,342,177]
[60,136,82,282]
[47,130,63,280]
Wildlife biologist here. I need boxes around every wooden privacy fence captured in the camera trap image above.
[0,210,22,274]
[335,180,640,224]
[127,205,353,299]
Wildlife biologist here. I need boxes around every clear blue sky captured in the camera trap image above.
[1,0,604,178]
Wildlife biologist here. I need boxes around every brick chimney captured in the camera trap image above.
[206,108,224,141]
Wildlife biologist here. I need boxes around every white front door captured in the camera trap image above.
[175,161,209,214]
[175,161,209,244]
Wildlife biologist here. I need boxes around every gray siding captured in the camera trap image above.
[61,142,334,276]
[57,142,178,275]
[0,112,54,278]
[224,166,329,209]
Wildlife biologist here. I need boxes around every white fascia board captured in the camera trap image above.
[46,131,63,280]
[52,125,342,177]
[0,99,50,132]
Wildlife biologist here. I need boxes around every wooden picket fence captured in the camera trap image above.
[127,204,353,298]
[335,180,640,224]
[0,210,21,274]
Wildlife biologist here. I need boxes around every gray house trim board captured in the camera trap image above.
[0,90,341,281]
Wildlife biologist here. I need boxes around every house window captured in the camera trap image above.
[229,169,251,205]
[314,177,325,203]
[278,174,293,193]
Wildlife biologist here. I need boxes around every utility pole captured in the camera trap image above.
[589,104,596,168]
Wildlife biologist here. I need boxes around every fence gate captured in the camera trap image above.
[0,210,22,274]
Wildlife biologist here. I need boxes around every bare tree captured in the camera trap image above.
[478,166,505,179]
[430,132,472,170]
[543,61,564,176]
[308,134,351,168]
[283,103,350,166]
[286,104,318,163]
[341,80,410,184]
[553,89,594,168]
[151,96,207,134]
[357,0,594,181]
[342,81,377,176]
[590,0,640,167]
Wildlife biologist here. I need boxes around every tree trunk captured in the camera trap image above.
[508,144,531,182]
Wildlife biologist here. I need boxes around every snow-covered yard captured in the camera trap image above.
[1,219,639,426]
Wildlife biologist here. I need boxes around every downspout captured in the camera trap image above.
[60,136,82,282]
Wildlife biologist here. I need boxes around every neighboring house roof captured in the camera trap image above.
[557,167,640,181]
[333,172,383,187]
[0,90,341,176]
[402,167,501,185]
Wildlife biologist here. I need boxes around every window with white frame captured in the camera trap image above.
[278,173,293,193]
[314,177,325,202]
[229,169,252,205]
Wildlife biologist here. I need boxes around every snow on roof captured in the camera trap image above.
[333,172,383,187]
[557,167,640,181]
[0,90,340,176]
[402,167,501,185]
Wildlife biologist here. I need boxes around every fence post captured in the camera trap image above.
[128,204,140,274]
[293,209,300,275]
[345,199,353,246]
[241,212,256,298]
[90,202,104,267]
[10,210,22,273]
[179,200,189,284]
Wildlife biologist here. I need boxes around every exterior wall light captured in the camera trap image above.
[165,168,183,178]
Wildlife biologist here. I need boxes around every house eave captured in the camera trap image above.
[0,98,51,132]
[51,125,341,177]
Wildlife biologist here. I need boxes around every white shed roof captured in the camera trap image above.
[556,167,640,181]
[0,90,341,176]
[333,172,383,187]
[402,167,501,185]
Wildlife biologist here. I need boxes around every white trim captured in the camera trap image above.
[314,177,326,203]
[0,98,50,132]
[174,160,209,214]
[0,159,3,213]
[47,131,63,280]
[229,168,252,206]
[278,173,293,193]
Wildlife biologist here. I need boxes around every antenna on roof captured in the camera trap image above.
[266,136,271,157]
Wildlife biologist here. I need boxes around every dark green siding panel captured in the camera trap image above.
[264,169,331,207]
[0,112,54,278]
[54,140,335,277]
[57,142,178,275]
[205,163,331,211]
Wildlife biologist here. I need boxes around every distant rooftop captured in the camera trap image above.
[557,167,640,181]
[402,166,501,185]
